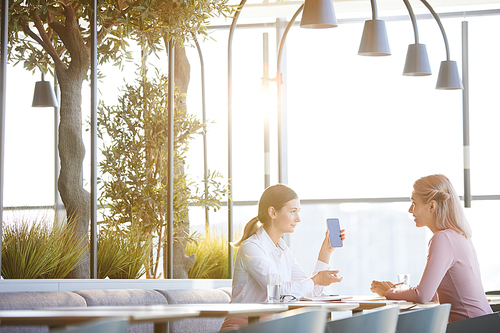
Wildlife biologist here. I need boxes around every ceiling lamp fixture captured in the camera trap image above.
[32,73,58,108]
[358,0,390,56]
[421,0,463,89]
[402,0,431,76]
[300,0,338,29]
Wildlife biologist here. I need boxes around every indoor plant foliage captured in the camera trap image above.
[186,232,237,279]
[1,215,86,279]
[97,224,152,279]
[7,0,233,278]
[98,70,227,279]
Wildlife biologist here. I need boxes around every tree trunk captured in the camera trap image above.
[51,11,91,279]
[168,42,194,279]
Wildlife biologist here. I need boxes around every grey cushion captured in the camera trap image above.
[73,289,168,306]
[0,291,87,333]
[73,289,168,333]
[155,289,230,333]
[0,291,87,310]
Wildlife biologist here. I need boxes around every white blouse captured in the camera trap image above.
[231,227,329,303]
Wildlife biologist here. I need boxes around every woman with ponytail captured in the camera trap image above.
[220,184,345,331]
[370,174,491,322]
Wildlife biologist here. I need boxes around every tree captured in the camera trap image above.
[7,0,232,278]
[8,0,130,277]
[98,69,227,278]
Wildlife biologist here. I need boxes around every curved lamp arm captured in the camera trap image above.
[192,33,210,232]
[277,4,304,81]
[227,0,247,279]
[403,0,419,44]
[421,0,450,60]
[371,0,378,20]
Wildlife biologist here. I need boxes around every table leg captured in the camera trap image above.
[154,322,169,333]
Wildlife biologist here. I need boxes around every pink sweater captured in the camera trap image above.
[385,229,492,322]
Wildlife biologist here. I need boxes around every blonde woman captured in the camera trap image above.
[371,174,492,322]
[220,184,345,331]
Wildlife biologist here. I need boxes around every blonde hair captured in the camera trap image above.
[233,184,298,247]
[413,174,472,238]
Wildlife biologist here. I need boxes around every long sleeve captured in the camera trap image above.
[237,241,319,298]
[385,231,454,304]
[231,228,330,303]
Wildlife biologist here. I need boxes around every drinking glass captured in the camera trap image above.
[267,273,282,303]
[397,274,411,289]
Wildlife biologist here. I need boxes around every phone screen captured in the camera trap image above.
[327,218,343,247]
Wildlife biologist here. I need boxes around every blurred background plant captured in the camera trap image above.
[186,232,238,279]
[97,224,153,279]
[98,69,228,278]
[1,213,86,279]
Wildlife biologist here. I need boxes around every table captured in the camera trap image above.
[20,303,289,331]
[287,295,421,314]
[0,308,200,333]
[148,303,289,324]
[286,301,360,320]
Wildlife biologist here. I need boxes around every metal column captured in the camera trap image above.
[0,0,8,274]
[227,0,247,279]
[167,40,175,279]
[90,0,98,279]
[462,21,471,208]
[263,33,271,189]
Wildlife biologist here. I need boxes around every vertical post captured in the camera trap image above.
[193,36,210,234]
[462,21,471,208]
[0,0,8,275]
[90,0,98,279]
[167,39,175,279]
[276,17,289,245]
[227,0,246,279]
[276,18,289,185]
[263,33,271,189]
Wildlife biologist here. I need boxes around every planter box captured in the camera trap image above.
[0,279,232,292]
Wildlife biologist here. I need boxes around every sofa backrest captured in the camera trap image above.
[0,291,87,310]
[73,289,167,306]
[155,289,231,333]
[0,291,87,333]
[73,289,168,333]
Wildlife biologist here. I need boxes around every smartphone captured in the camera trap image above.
[327,218,343,247]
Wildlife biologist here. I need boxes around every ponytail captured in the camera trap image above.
[233,217,261,247]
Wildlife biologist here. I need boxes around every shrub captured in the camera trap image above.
[1,215,86,279]
[97,225,152,279]
[186,232,237,279]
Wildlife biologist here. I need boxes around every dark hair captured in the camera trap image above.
[233,184,298,247]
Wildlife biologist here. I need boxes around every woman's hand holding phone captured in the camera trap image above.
[318,228,346,264]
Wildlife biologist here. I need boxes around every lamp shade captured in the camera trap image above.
[403,43,431,76]
[300,0,337,29]
[358,20,390,56]
[32,80,58,107]
[436,60,463,90]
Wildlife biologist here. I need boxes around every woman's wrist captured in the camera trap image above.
[317,251,333,264]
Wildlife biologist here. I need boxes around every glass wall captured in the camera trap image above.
[2,2,499,289]
[185,6,500,291]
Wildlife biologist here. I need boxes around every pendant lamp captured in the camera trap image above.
[32,73,58,107]
[300,0,337,29]
[402,0,431,76]
[421,0,463,89]
[358,0,390,56]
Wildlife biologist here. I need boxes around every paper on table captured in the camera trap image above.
[300,295,353,302]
